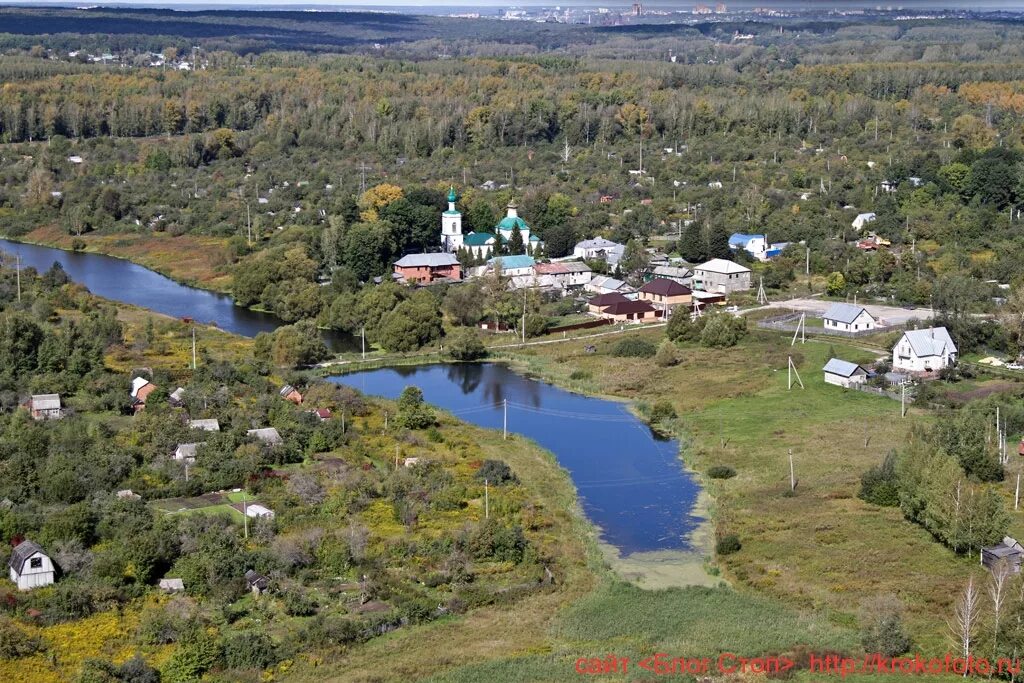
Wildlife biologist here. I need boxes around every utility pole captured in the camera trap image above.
[242,490,248,539]
[484,479,490,519]
[361,326,366,360]
[788,356,804,390]
[805,247,810,276]
[191,326,197,370]
[789,449,796,492]
[15,255,21,302]
[246,201,252,246]
[384,411,388,430]
[901,382,906,418]
[1016,470,1021,511]
[503,399,508,440]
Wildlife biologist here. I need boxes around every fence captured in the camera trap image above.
[546,318,613,335]
[847,383,909,402]
[756,313,901,339]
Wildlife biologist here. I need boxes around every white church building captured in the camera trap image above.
[441,189,541,258]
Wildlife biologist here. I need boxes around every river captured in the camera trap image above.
[331,363,703,556]
[0,238,357,351]
[0,237,704,555]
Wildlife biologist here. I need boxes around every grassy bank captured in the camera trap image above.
[492,325,988,654]
[15,224,233,292]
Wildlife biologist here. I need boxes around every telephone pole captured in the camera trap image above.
[503,399,508,440]
[15,255,21,302]
[191,327,197,370]
[484,479,490,519]
[242,490,249,539]
[789,449,796,492]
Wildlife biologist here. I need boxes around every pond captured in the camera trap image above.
[331,363,703,556]
[0,238,357,351]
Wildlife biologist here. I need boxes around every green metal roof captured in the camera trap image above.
[463,232,496,246]
[447,186,457,203]
[496,216,530,231]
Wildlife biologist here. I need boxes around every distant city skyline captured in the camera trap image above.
[9,0,1024,7]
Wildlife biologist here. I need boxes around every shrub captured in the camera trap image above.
[716,534,742,555]
[445,328,487,361]
[611,337,657,358]
[858,452,899,507]
[469,519,527,563]
[475,459,518,485]
[0,616,44,658]
[707,465,736,480]
[224,631,279,670]
[395,386,435,430]
[282,589,318,617]
[860,610,909,659]
[569,370,591,380]
[649,401,677,424]
[699,312,747,348]
[654,340,681,367]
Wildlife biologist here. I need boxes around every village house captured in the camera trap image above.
[599,300,660,323]
[245,569,270,596]
[489,255,535,278]
[533,261,593,289]
[8,540,55,590]
[173,443,201,463]
[650,265,693,286]
[245,503,275,519]
[982,537,1024,573]
[892,327,958,373]
[28,394,63,420]
[822,303,877,333]
[169,387,186,407]
[573,237,625,266]
[852,212,877,231]
[823,358,869,388]
[159,577,185,593]
[638,278,692,310]
[693,259,751,294]
[280,385,303,405]
[310,408,332,421]
[130,377,157,414]
[587,292,630,315]
[585,275,633,295]
[247,427,283,446]
[189,418,220,432]
[393,253,462,284]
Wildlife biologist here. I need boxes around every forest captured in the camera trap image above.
[5,8,1024,681]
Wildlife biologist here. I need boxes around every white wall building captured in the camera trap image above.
[693,259,751,294]
[8,540,55,590]
[823,358,869,388]
[892,327,958,373]
[822,303,877,332]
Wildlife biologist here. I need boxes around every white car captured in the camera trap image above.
[1007,363,1024,371]
[725,305,740,313]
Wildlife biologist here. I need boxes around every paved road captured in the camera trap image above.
[764,297,934,326]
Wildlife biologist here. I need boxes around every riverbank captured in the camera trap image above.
[12,225,233,293]
[492,324,990,652]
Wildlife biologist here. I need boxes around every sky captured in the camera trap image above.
[9,0,1024,9]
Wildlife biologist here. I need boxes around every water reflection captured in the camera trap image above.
[0,239,357,351]
[331,362,703,556]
